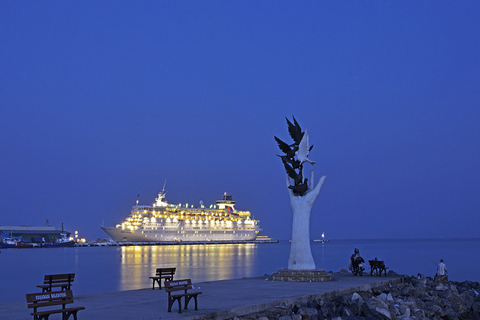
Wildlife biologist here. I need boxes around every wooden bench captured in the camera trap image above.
[26,290,85,320]
[149,267,175,289]
[37,273,75,292]
[164,279,202,313]
[369,259,388,276]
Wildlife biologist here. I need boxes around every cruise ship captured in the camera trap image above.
[101,188,261,242]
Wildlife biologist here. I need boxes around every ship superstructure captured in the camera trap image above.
[101,188,261,242]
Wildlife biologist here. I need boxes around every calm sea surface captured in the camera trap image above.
[1,238,479,303]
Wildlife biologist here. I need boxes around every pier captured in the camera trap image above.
[4,273,401,320]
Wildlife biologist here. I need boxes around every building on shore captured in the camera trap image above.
[0,225,71,244]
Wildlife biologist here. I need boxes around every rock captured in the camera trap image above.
[386,293,394,302]
[450,284,459,294]
[389,303,400,317]
[258,317,270,320]
[378,292,388,302]
[291,315,302,320]
[435,284,447,291]
[342,306,352,318]
[372,296,389,310]
[469,288,479,297]
[473,301,480,311]
[298,307,317,318]
[361,302,384,319]
[351,292,362,302]
[399,304,411,316]
[427,304,442,318]
[420,291,433,301]
[278,316,292,320]
[305,299,319,309]
[443,306,457,320]
[375,306,392,319]
[320,300,335,318]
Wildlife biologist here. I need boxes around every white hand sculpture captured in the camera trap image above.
[287,171,326,270]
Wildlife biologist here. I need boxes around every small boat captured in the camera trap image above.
[0,238,18,248]
[0,238,34,248]
[313,231,329,243]
[44,233,75,248]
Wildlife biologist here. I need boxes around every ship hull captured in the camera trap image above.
[44,241,76,248]
[101,226,258,242]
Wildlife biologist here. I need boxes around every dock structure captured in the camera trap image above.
[3,273,401,320]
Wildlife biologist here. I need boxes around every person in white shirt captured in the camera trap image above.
[435,259,448,282]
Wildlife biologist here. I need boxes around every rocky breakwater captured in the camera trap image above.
[233,274,480,320]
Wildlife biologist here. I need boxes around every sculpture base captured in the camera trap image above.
[272,269,332,282]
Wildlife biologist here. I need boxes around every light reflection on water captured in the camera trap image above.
[118,244,256,290]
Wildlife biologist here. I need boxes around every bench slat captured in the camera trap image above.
[368,260,388,276]
[150,267,176,289]
[26,290,85,320]
[37,273,76,292]
[164,279,202,313]
[32,306,85,316]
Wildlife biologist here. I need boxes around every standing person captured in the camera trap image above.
[435,259,448,283]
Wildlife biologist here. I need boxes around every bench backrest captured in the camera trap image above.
[164,278,192,293]
[369,260,385,268]
[156,267,176,276]
[42,273,75,285]
[26,290,74,308]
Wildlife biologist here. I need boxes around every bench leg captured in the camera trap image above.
[168,297,182,313]
[62,310,79,320]
[152,278,161,289]
[185,295,199,310]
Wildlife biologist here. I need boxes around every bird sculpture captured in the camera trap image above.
[275,116,316,196]
[295,130,316,165]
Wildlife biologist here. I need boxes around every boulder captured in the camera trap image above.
[375,306,392,320]
[377,292,388,302]
[399,304,411,316]
[386,293,394,302]
[351,292,362,302]
[298,307,317,319]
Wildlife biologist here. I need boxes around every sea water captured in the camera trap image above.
[0,238,479,303]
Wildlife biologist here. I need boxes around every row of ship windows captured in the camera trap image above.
[142,227,253,231]
[142,230,251,234]
[145,233,251,237]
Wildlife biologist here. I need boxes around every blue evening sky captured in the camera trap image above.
[1,1,479,240]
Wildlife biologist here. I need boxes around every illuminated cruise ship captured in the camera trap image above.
[101,188,261,242]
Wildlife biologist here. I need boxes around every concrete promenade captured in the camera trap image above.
[7,273,402,320]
